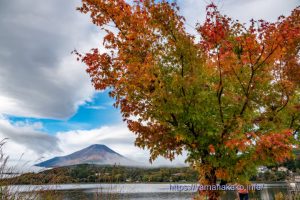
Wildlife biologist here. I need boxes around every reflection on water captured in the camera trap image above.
[60,191,194,200]
[10,183,289,200]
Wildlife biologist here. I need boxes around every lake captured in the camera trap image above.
[7,183,290,200]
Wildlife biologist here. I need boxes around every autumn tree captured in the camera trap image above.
[76,0,300,199]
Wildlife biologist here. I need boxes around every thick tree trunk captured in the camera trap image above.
[195,168,221,200]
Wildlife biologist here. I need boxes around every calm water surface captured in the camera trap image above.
[9,183,289,200]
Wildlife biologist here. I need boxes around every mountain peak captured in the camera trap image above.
[86,144,110,150]
[82,144,122,156]
[35,144,134,168]
[88,144,107,148]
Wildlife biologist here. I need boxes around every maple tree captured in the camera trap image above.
[76,0,300,199]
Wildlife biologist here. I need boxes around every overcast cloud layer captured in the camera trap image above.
[0,0,99,119]
[0,0,299,169]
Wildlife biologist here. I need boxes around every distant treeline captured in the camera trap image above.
[1,165,199,185]
[2,152,299,185]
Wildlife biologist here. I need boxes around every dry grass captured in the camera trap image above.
[0,139,123,199]
[0,140,66,200]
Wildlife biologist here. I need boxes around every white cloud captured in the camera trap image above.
[85,105,107,110]
[0,115,60,172]
[0,116,59,155]
[0,117,186,171]
[55,125,187,167]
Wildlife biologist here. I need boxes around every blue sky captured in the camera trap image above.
[7,91,122,134]
[0,0,299,169]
